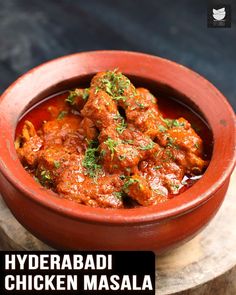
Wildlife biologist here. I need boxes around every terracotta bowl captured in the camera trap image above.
[0,51,235,252]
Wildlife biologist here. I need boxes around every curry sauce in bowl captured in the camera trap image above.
[15,70,212,209]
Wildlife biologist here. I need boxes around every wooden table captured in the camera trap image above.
[0,169,235,294]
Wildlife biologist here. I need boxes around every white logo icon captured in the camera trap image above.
[213,7,226,20]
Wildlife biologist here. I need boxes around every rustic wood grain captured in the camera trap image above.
[156,168,236,294]
[0,169,235,294]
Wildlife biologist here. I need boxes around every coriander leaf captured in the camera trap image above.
[54,161,60,169]
[82,140,101,178]
[104,137,118,159]
[57,110,68,120]
[139,141,155,150]
[172,119,185,127]
[113,191,123,200]
[160,117,173,128]
[123,178,140,193]
[158,125,167,132]
[65,91,77,105]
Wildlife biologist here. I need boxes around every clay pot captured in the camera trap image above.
[0,51,235,252]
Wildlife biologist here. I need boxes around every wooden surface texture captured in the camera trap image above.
[0,169,235,294]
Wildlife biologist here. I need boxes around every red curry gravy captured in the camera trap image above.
[15,70,212,208]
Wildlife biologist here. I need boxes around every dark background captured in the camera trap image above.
[0,0,235,110]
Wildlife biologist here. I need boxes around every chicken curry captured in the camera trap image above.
[15,70,211,208]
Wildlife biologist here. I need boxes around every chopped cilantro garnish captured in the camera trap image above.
[166,137,176,147]
[112,95,127,102]
[100,150,106,157]
[172,120,185,127]
[122,139,134,145]
[154,165,162,170]
[94,87,100,94]
[125,167,131,174]
[33,176,40,183]
[113,113,122,120]
[158,125,167,132]
[66,88,89,105]
[116,118,127,134]
[154,189,165,195]
[139,141,155,150]
[98,69,131,101]
[66,91,77,105]
[39,169,53,186]
[41,170,51,180]
[54,161,60,169]
[165,149,174,160]
[118,155,126,161]
[171,183,180,191]
[57,110,68,120]
[166,137,180,149]
[154,150,162,158]
[82,140,101,178]
[135,102,145,109]
[123,178,140,193]
[104,138,118,159]
[113,191,123,200]
[82,88,90,100]
[160,117,173,128]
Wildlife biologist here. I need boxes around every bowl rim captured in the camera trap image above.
[0,50,235,225]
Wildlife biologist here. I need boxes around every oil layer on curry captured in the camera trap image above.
[15,70,210,209]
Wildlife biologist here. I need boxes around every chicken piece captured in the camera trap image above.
[94,194,124,209]
[126,107,164,139]
[157,117,204,156]
[78,117,98,141]
[81,89,119,129]
[15,121,43,167]
[123,175,167,206]
[99,124,161,157]
[16,136,43,167]
[98,125,161,174]
[54,153,86,193]
[136,88,158,105]
[155,161,185,194]
[57,171,124,209]
[139,141,207,195]
[98,125,120,142]
[21,120,37,141]
[42,115,84,152]
[139,150,185,195]
[120,124,162,158]
[174,150,208,175]
[35,147,75,187]
[99,140,141,174]
[91,72,165,139]
[86,175,124,208]
[15,120,37,149]
[90,70,136,108]
[123,87,164,139]
[141,144,207,194]
[155,117,208,175]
